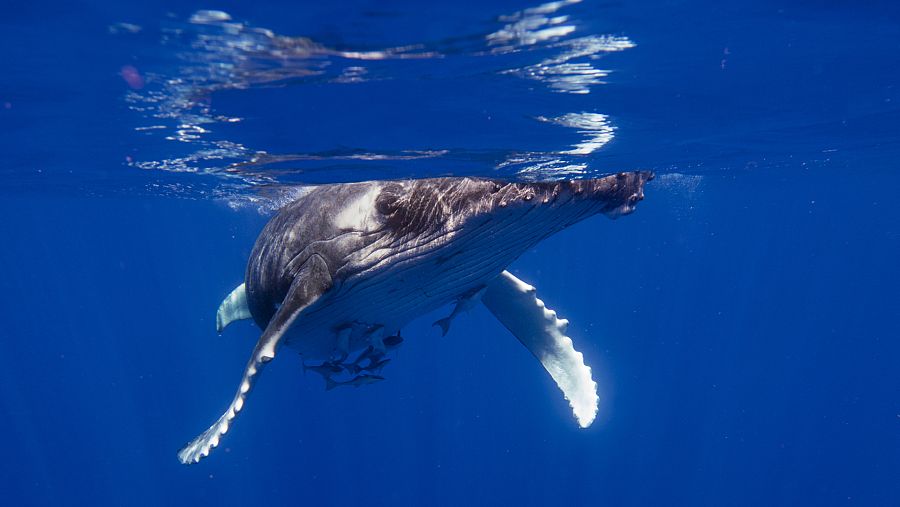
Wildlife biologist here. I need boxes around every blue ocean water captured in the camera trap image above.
[1,0,898,505]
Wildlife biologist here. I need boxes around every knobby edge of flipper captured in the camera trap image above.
[177,255,333,465]
[481,270,599,428]
[216,283,252,334]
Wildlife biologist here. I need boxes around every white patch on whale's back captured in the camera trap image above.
[335,184,383,232]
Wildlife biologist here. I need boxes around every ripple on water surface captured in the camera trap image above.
[119,0,637,210]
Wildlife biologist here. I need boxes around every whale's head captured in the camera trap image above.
[374,171,653,243]
[246,171,652,329]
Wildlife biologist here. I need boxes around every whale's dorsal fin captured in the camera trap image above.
[481,270,598,428]
[178,255,333,464]
[216,283,252,333]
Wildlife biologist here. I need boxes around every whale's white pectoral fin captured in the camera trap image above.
[178,255,333,465]
[481,270,599,428]
[216,283,252,333]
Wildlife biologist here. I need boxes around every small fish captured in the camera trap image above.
[344,345,376,375]
[364,357,391,373]
[348,356,391,375]
[432,286,485,336]
[325,374,385,391]
[302,360,343,379]
[383,333,403,351]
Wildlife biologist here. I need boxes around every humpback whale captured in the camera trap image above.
[178,172,652,464]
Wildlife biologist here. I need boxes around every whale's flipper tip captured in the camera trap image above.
[179,257,333,465]
[177,413,230,465]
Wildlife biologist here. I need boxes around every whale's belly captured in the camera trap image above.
[282,254,492,360]
[283,211,550,359]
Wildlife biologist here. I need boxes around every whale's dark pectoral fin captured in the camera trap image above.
[481,270,598,428]
[178,255,332,465]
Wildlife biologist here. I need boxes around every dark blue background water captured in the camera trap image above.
[1,1,898,506]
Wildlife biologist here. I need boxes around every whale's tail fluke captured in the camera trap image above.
[216,283,252,333]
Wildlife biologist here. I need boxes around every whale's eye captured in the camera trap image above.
[375,183,404,216]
